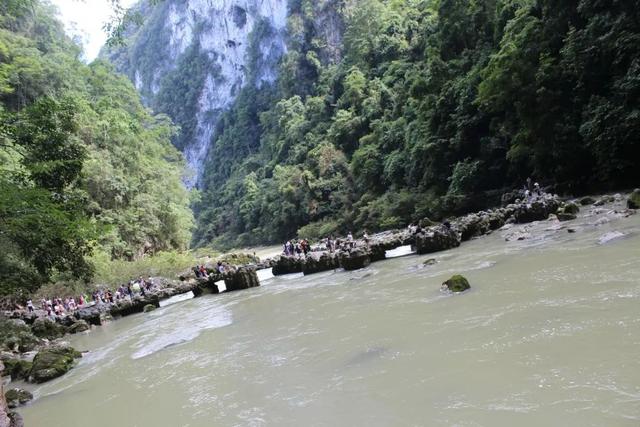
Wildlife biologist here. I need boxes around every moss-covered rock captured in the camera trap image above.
[441,275,471,293]
[1,358,32,381]
[29,346,81,383]
[556,212,577,221]
[579,196,595,206]
[561,202,580,215]
[627,189,640,209]
[0,318,40,352]
[31,318,65,340]
[66,320,90,334]
[143,304,156,313]
[5,389,32,408]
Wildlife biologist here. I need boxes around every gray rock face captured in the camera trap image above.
[415,226,461,255]
[272,256,304,276]
[75,306,103,326]
[31,318,65,340]
[511,197,560,223]
[224,267,260,291]
[303,252,339,275]
[66,320,90,334]
[339,249,371,271]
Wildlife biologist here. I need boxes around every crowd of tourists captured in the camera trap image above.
[24,277,155,318]
[193,261,237,279]
[282,231,371,257]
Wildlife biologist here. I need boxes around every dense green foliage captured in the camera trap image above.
[0,1,193,296]
[191,0,640,248]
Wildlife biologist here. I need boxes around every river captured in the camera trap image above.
[19,203,640,426]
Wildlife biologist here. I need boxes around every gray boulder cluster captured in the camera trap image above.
[270,194,563,277]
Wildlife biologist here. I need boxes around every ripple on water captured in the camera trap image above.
[131,302,232,359]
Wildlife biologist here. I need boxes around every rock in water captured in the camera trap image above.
[441,275,471,293]
[555,202,580,221]
[303,252,339,275]
[339,248,371,271]
[29,346,82,383]
[75,306,103,326]
[4,389,32,409]
[272,256,304,275]
[580,196,595,206]
[67,320,90,334]
[224,267,260,291]
[628,189,640,209]
[143,304,156,313]
[598,231,626,245]
[423,258,437,266]
[415,226,461,254]
[562,201,580,214]
[31,317,65,340]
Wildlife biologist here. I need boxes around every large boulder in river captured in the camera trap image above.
[441,275,471,293]
[454,213,492,241]
[66,320,90,334]
[75,306,103,326]
[4,389,32,409]
[511,197,560,223]
[31,317,65,340]
[339,248,371,271]
[224,267,260,291]
[415,226,461,255]
[303,252,338,275]
[556,202,580,221]
[272,256,304,276]
[29,346,81,383]
[628,189,640,209]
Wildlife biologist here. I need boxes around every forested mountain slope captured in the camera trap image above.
[110,0,639,250]
[0,0,193,295]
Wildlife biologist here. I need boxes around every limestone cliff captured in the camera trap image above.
[106,0,290,187]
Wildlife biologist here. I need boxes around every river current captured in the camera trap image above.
[19,202,640,426]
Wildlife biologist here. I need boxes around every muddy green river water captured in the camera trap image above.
[18,201,640,426]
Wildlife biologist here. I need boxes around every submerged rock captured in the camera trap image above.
[29,346,82,383]
[423,258,437,266]
[4,389,32,409]
[556,212,577,221]
[580,196,595,206]
[627,189,640,209]
[441,275,471,293]
[143,304,156,313]
[598,231,626,245]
